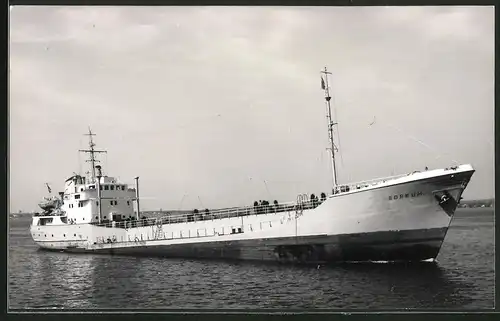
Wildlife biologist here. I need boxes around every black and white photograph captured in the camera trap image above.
[8,5,494,310]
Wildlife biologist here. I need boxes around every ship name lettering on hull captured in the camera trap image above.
[389,191,423,201]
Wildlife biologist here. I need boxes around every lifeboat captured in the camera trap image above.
[38,196,60,211]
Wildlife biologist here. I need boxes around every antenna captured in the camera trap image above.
[45,183,52,194]
[320,67,338,188]
[78,127,107,183]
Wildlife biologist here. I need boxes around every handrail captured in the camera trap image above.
[342,172,411,189]
[344,165,460,188]
[89,172,424,229]
[331,171,425,195]
[91,198,326,229]
[33,212,66,217]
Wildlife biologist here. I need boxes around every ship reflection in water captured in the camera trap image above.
[9,209,493,310]
[18,249,474,309]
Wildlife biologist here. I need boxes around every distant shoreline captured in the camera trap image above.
[11,198,494,215]
[458,198,495,208]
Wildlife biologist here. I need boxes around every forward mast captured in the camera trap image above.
[320,67,339,189]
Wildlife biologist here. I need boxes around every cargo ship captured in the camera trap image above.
[29,68,474,263]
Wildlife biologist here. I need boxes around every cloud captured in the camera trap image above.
[9,6,494,211]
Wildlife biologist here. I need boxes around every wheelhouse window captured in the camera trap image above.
[110,185,115,191]
[74,194,80,199]
[122,186,126,191]
[99,185,103,190]
[104,185,109,190]
[89,185,95,189]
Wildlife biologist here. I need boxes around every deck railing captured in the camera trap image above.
[331,172,412,195]
[91,197,328,229]
[90,172,422,229]
[33,212,65,217]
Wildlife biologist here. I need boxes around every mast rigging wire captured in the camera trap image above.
[330,92,345,170]
[375,117,460,165]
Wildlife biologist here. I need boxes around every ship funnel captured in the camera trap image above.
[96,165,102,177]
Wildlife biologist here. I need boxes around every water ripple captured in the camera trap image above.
[8,209,494,310]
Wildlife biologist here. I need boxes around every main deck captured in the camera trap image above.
[32,165,468,231]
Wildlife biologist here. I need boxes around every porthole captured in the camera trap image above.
[52,234,54,237]
[74,234,76,237]
[64,234,66,237]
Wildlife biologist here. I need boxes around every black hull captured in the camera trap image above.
[48,227,449,264]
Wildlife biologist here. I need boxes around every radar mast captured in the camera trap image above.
[78,128,107,183]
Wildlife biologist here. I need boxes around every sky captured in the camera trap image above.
[9,6,494,212]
